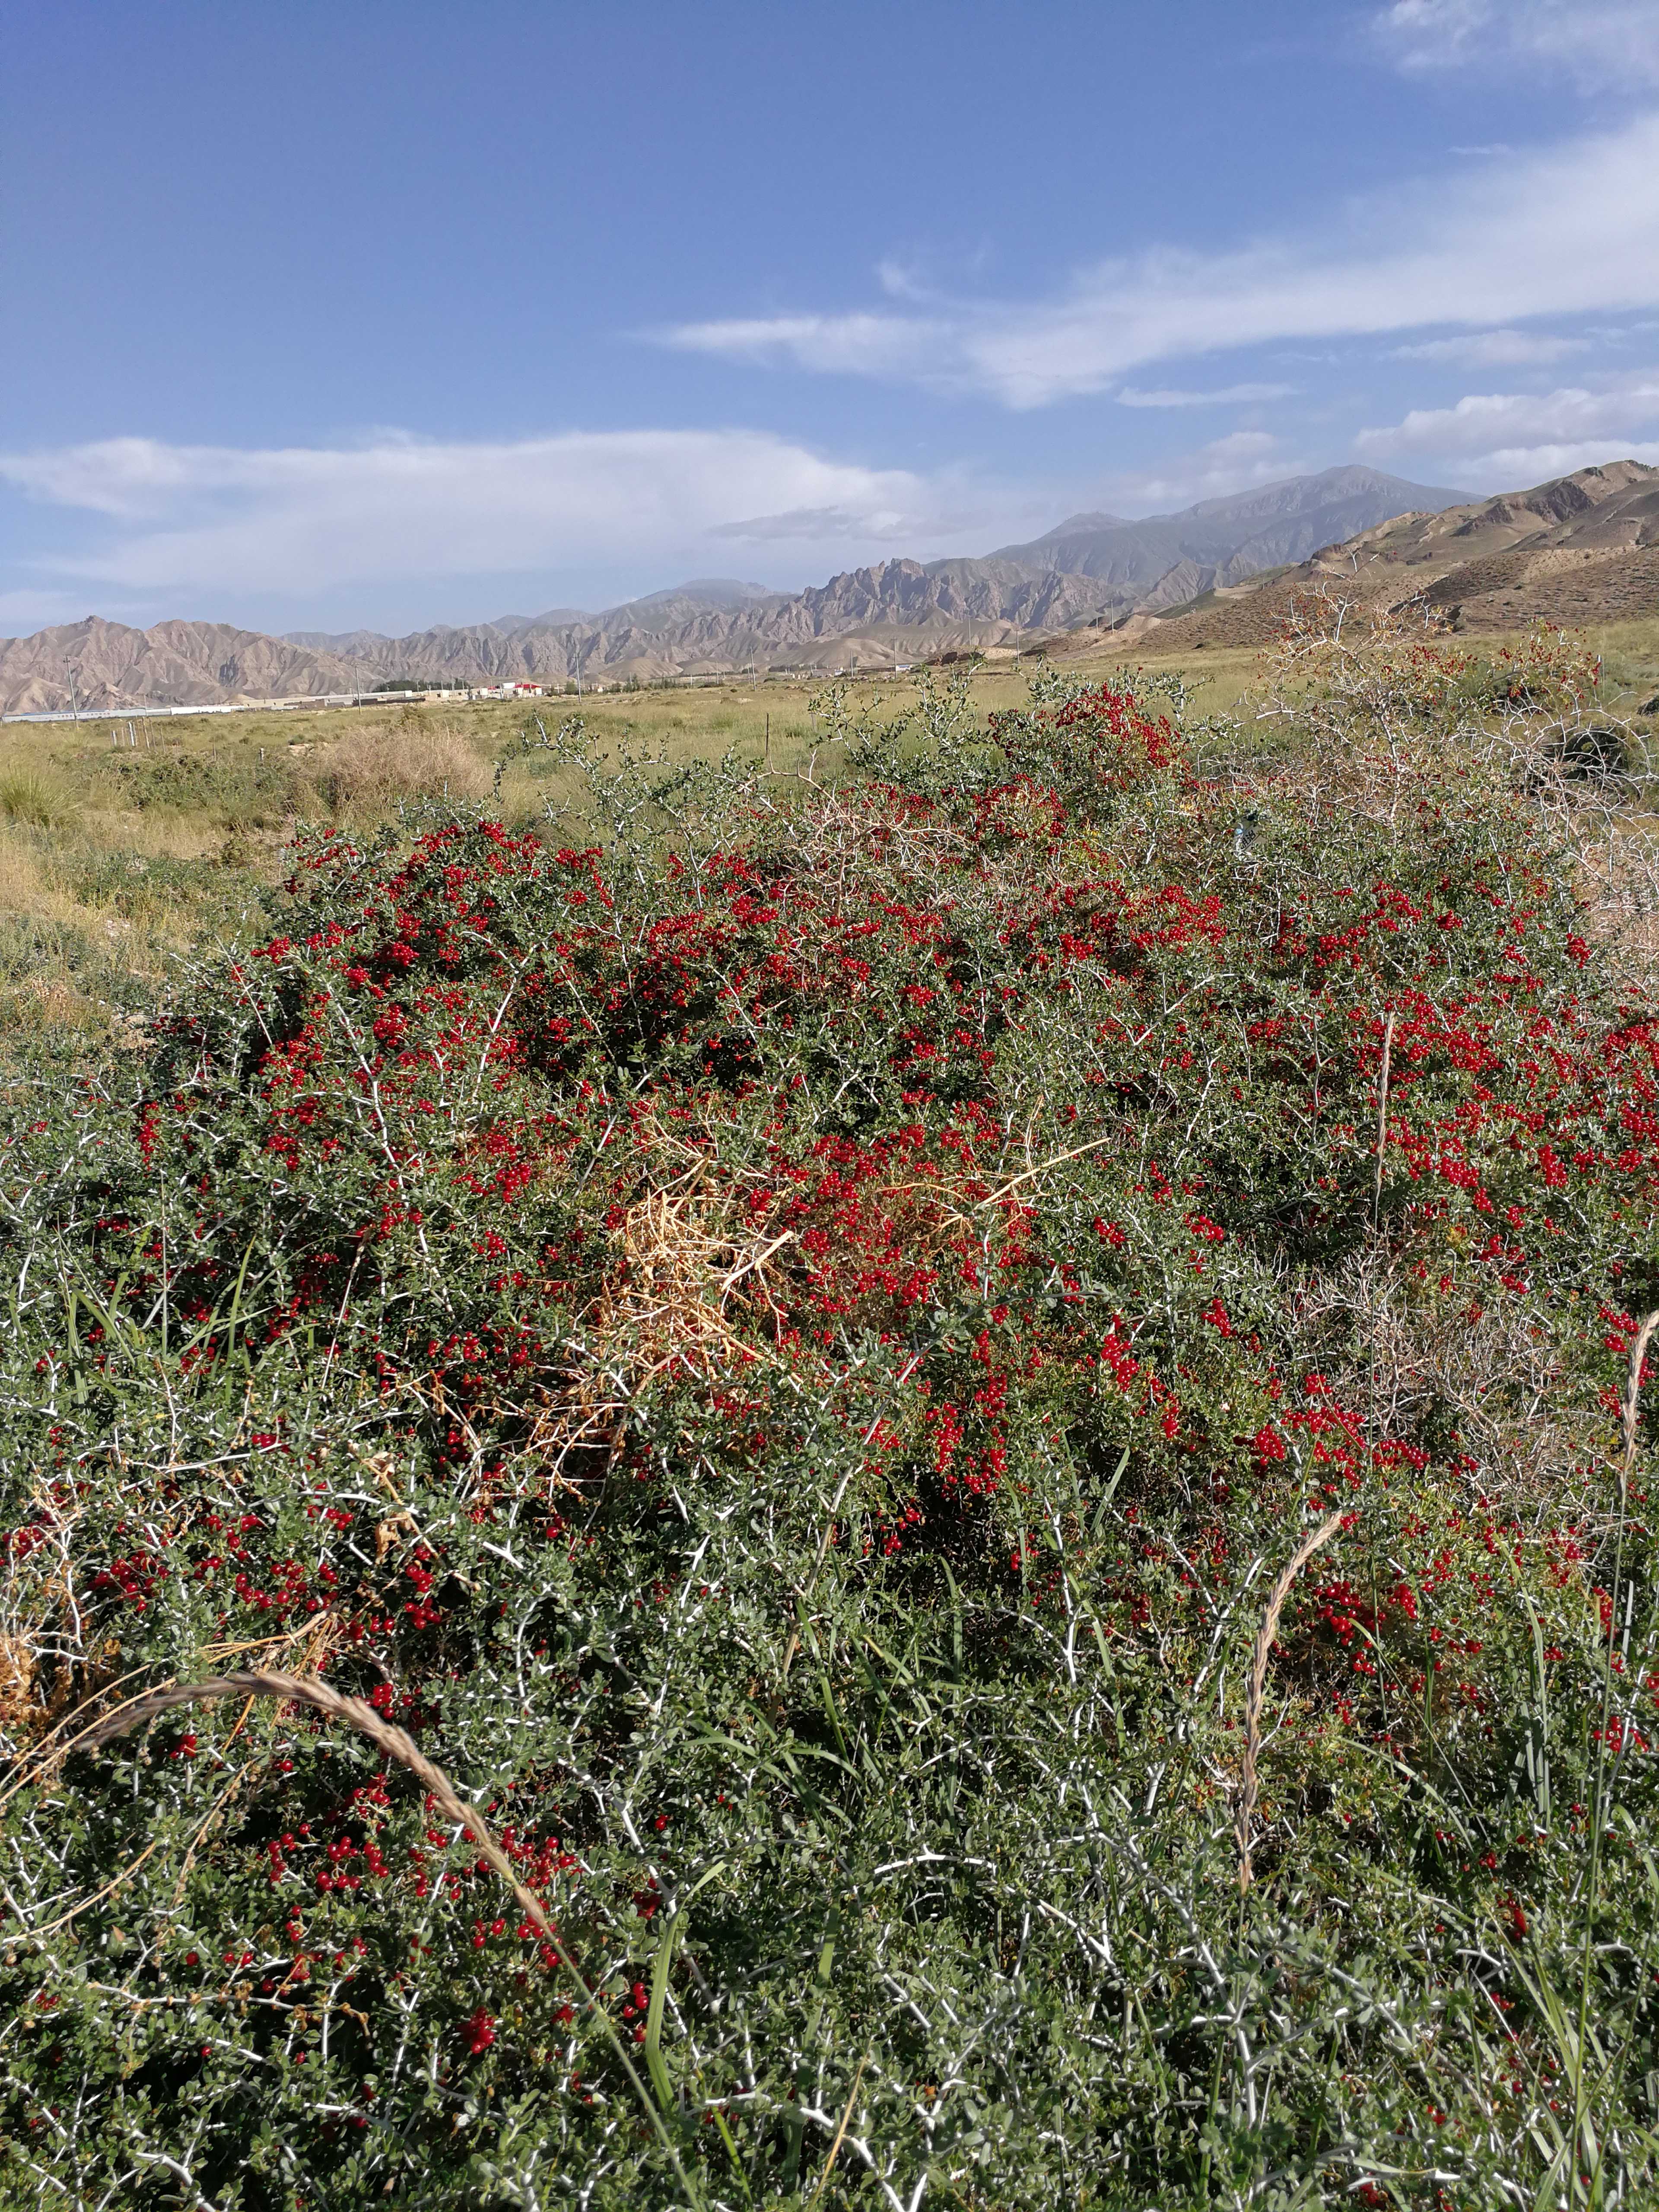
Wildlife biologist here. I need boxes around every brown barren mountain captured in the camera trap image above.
[0,618,369,714]
[0,568,1129,711]
[989,466,1459,595]
[1131,460,1659,652]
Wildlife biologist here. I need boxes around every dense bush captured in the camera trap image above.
[1,662,1657,2209]
[96,745,308,831]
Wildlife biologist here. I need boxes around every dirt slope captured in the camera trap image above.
[1134,461,1659,652]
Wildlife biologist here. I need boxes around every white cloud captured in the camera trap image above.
[665,315,947,382]
[1116,382,1297,407]
[1103,431,1300,512]
[1377,1,1659,90]
[0,429,1014,598]
[1433,440,1659,484]
[1392,329,1592,366]
[1357,375,1659,460]
[707,505,912,543]
[664,112,1659,407]
[0,588,112,632]
[1356,372,1659,483]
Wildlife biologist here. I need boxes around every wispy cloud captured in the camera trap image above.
[0,588,117,631]
[664,113,1659,407]
[1376,1,1659,90]
[1356,372,1659,483]
[1102,432,1301,513]
[1358,374,1659,456]
[1116,382,1297,408]
[662,315,947,383]
[0,429,1020,598]
[1392,329,1592,367]
[707,505,912,543]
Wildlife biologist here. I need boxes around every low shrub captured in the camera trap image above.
[100,747,306,830]
[0,766,76,829]
[317,725,491,817]
[0,668,1656,2208]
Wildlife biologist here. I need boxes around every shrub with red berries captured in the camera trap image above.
[1,657,1656,2206]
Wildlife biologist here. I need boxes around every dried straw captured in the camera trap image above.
[1235,1513,1345,1894]
[530,1136,793,1479]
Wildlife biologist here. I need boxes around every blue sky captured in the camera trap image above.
[3,0,1659,636]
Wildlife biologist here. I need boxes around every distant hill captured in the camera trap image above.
[611,578,782,617]
[253,475,1460,693]
[264,562,1135,693]
[286,582,777,655]
[0,618,368,715]
[988,467,1462,600]
[0,472,1467,713]
[1129,460,1659,652]
[483,609,591,638]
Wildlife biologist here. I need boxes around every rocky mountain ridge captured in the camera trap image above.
[0,467,1461,712]
[0,620,369,717]
[988,466,1459,597]
[1132,459,1659,652]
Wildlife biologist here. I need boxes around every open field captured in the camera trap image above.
[5,623,1656,1055]
[0,667,1034,1050]
[0,686,810,1052]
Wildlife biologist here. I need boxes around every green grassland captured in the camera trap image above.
[5,623,1656,1056]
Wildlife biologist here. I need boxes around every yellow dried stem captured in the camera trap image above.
[1236,1513,1345,1894]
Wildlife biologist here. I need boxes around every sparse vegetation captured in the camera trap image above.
[2,622,1658,2208]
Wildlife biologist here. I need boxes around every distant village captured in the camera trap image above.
[426,681,555,699]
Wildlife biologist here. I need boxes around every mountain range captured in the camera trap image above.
[1128,458,1659,652]
[0,467,1459,713]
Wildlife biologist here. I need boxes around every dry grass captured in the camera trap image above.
[0,822,193,1045]
[0,831,81,925]
[0,766,77,828]
[0,1634,35,1735]
[315,721,493,816]
[528,1126,794,1481]
[74,807,230,861]
[1624,1313,1659,1484]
